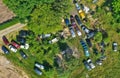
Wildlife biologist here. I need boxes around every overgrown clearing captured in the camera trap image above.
[1,0,120,78]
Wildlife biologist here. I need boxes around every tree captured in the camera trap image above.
[3,0,55,20]
[112,0,120,22]
[28,4,62,34]
[94,32,102,43]
[28,0,71,34]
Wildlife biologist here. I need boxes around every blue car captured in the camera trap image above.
[64,18,70,26]
[16,36,26,44]
[85,39,92,47]
[83,59,91,70]
[69,25,76,38]
[87,30,95,39]
[80,40,90,57]
[34,67,42,75]
[1,46,10,54]
[75,15,82,26]
[84,49,90,57]
[20,50,27,59]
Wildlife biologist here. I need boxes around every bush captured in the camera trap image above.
[0,17,19,30]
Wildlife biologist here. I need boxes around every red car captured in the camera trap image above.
[70,15,77,28]
[11,40,20,49]
[2,36,9,45]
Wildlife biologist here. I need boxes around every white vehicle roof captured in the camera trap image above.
[87,59,91,63]
[70,28,76,38]
[87,59,95,69]
[35,63,44,70]
[90,63,95,69]
[113,42,117,45]
[83,6,90,14]
[9,45,17,52]
[85,29,89,33]
[77,30,82,36]
[75,3,80,10]
[49,38,59,44]
[20,43,29,49]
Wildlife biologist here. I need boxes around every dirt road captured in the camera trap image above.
[0,23,28,78]
[0,23,26,37]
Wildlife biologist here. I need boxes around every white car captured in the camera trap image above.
[9,45,17,52]
[20,43,29,49]
[75,3,81,11]
[112,42,118,52]
[96,59,102,66]
[40,34,51,39]
[87,58,95,69]
[69,27,76,38]
[35,62,44,70]
[49,38,59,44]
[81,25,90,34]
[76,27,82,36]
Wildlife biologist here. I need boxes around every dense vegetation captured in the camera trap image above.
[2,0,120,78]
[112,0,120,23]
[0,17,19,30]
[3,0,71,34]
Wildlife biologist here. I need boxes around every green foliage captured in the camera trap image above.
[3,0,36,20]
[0,17,19,30]
[94,32,102,43]
[112,0,120,14]
[112,0,120,22]
[3,0,55,20]
[28,0,71,34]
[103,37,110,44]
[29,4,62,34]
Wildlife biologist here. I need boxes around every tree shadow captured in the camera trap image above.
[42,60,53,71]
[57,41,69,51]
[101,29,108,39]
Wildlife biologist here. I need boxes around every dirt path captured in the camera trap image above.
[0,56,28,78]
[0,23,28,78]
[0,23,26,37]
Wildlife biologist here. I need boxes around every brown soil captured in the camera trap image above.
[0,56,29,78]
[0,0,15,24]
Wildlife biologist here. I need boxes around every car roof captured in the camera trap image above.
[11,40,20,48]
[19,30,29,37]
[2,46,9,54]
[2,36,9,45]
[17,36,26,43]
[64,18,69,26]
[20,50,27,58]
[113,42,117,45]
[34,67,42,75]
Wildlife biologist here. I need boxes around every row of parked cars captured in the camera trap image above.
[1,30,46,75]
[72,0,108,71]
[64,15,82,38]
[1,30,29,57]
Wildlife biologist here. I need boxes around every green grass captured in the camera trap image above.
[0,17,19,30]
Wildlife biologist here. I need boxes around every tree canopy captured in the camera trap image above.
[94,32,102,43]
[28,0,71,34]
[4,0,71,33]
[112,0,120,22]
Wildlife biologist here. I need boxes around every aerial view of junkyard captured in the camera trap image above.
[0,0,120,78]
